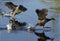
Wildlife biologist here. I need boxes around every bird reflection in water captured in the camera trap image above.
[33,30,54,41]
[7,18,27,32]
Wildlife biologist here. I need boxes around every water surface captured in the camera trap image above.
[0,0,60,41]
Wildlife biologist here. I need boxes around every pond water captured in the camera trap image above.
[0,0,60,41]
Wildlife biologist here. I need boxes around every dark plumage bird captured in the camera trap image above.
[35,9,55,27]
[36,9,48,20]
[33,30,54,41]
[35,18,55,28]
[5,2,27,17]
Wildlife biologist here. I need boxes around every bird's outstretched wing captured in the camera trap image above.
[36,9,41,17]
[41,9,48,17]
[5,2,17,10]
[16,5,27,13]
[19,5,27,12]
[12,5,27,15]
[36,9,48,20]
[5,2,27,17]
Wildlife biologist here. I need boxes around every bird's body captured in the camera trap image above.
[36,18,55,27]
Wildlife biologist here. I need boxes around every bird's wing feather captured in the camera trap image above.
[36,12,46,20]
[36,9,48,20]
[36,10,41,17]
[41,9,48,17]
[5,2,17,10]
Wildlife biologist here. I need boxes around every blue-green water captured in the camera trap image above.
[0,0,60,41]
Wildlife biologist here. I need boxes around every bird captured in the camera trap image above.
[5,2,27,18]
[33,30,54,41]
[27,24,35,32]
[35,18,55,28]
[35,8,55,28]
[36,9,48,20]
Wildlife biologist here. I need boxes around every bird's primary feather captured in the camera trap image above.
[5,2,17,10]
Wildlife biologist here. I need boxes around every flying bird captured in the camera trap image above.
[5,2,27,18]
[35,9,55,28]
